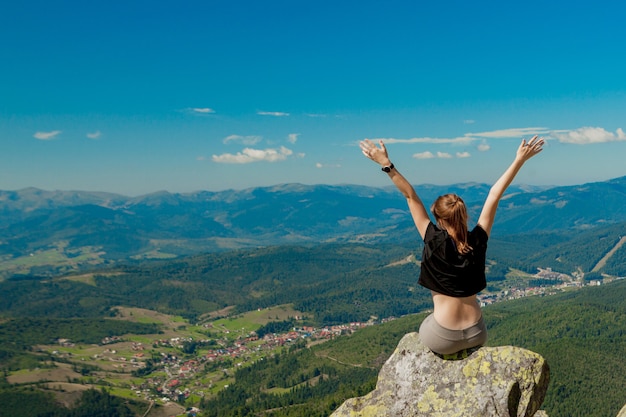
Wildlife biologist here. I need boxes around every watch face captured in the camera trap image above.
[383,166,391,172]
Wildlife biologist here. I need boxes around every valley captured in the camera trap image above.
[3,266,623,417]
[2,179,626,416]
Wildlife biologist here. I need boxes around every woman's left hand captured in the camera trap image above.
[516,135,545,162]
[360,139,391,166]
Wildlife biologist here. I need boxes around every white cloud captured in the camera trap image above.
[413,151,435,159]
[463,119,475,124]
[549,127,626,144]
[375,136,474,145]
[212,146,294,164]
[372,127,550,146]
[257,111,290,117]
[413,150,470,159]
[86,131,101,139]
[223,134,263,145]
[34,130,62,140]
[192,107,215,114]
[315,162,340,168]
[367,126,623,164]
[477,142,490,152]
[288,133,300,144]
[467,127,549,138]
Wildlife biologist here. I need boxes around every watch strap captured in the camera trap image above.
[381,163,394,173]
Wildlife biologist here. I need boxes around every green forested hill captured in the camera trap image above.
[2,220,626,326]
[2,223,626,416]
[0,244,625,415]
[486,280,626,417]
[487,221,626,276]
[0,242,433,324]
[200,279,626,417]
[2,281,624,417]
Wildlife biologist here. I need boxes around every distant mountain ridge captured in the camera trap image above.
[1,176,626,278]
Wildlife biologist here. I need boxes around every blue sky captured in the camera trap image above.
[1,0,625,195]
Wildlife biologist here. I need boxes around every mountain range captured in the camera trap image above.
[2,179,626,416]
[1,176,626,278]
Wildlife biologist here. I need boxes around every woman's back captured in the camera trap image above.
[432,292,482,330]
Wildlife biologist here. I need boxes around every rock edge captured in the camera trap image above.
[331,332,550,417]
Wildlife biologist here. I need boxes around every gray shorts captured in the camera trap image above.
[419,313,487,355]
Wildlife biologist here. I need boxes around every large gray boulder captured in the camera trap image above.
[331,332,550,417]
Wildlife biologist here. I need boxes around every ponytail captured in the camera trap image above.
[431,194,472,255]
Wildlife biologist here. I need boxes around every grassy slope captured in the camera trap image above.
[1,280,624,416]
[208,279,626,417]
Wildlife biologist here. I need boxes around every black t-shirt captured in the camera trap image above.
[418,222,488,297]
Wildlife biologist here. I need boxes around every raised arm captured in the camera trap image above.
[477,135,544,236]
[360,139,430,239]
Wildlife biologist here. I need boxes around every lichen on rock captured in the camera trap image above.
[331,332,550,417]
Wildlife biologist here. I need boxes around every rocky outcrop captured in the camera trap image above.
[331,332,550,417]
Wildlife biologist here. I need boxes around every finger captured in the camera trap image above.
[360,142,374,158]
[533,138,545,148]
[530,135,543,146]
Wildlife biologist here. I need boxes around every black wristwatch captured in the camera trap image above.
[381,163,394,173]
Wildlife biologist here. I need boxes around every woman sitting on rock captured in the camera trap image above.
[359,136,544,355]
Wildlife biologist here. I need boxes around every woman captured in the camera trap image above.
[360,136,544,355]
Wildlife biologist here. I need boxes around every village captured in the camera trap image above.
[50,316,388,406]
[172,321,386,405]
[477,267,614,306]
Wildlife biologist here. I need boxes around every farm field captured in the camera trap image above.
[4,304,310,416]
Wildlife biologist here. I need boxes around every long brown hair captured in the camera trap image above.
[431,193,472,255]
